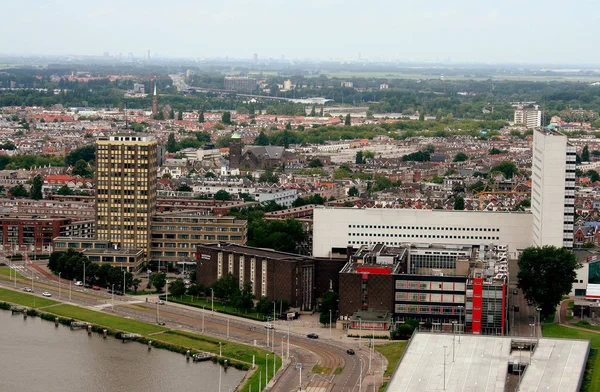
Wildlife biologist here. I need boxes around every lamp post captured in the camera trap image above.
[111,283,114,310]
[219,342,222,357]
[443,345,447,391]
[166,279,169,303]
[287,323,290,360]
[536,307,542,339]
[202,306,205,333]
[329,309,332,340]
[58,272,61,299]
[218,360,222,392]
[266,353,269,385]
[123,270,126,295]
[211,288,214,311]
[458,305,464,343]
[69,281,71,301]
[83,261,86,291]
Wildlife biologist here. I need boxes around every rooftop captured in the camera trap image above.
[387,333,589,392]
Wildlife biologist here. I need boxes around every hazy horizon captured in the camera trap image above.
[3,0,599,64]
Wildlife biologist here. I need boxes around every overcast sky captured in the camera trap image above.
[2,0,598,64]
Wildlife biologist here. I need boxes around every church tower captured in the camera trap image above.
[151,82,158,116]
[229,133,242,169]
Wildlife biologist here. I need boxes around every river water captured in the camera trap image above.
[0,310,244,392]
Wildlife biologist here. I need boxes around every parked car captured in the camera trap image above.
[347,349,355,355]
[74,281,83,286]
[84,283,92,289]
[92,286,100,290]
[307,333,319,339]
[42,292,52,297]
[265,323,275,329]
[114,290,123,296]
[156,300,165,305]
[23,287,32,292]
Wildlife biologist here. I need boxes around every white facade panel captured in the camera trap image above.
[313,208,533,259]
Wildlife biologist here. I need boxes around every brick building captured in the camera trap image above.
[195,243,346,310]
[0,215,71,252]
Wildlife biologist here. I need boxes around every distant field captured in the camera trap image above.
[314,71,600,82]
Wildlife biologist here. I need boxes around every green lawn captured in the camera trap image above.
[158,330,280,391]
[0,267,26,280]
[167,295,265,321]
[46,304,167,335]
[375,341,408,377]
[543,324,600,391]
[0,287,57,308]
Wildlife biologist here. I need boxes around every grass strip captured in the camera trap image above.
[0,287,58,307]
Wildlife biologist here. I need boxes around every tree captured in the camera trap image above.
[454,152,468,162]
[254,131,270,146]
[199,111,205,123]
[169,108,175,119]
[151,272,167,293]
[517,246,581,316]
[30,175,43,200]
[65,145,95,166]
[132,278,142,293]
[178,183,193,192]
[211,274,238,301]
[319,291,339,325]
[490,161,518,179]
[582,145,590,162]
[348,186,359,197]
[9,184,28,198]
[310,106,316,116]
[489,147,507,155]
[166,133,177,153]
[355,151,364,164]
[56,185,74,195]
[454,196,465,210]
[168,278,187,296]
[256,296,273,316]
[231,282,255,312]
[345,114,351,126]
[586,169,600,183]
[308,159,323,168]
[214,190,232,201]
[222,111,232,124]
[177,111,183,121]
[259,170,279,184]
[72,159,90,177]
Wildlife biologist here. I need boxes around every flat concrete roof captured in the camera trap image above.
[387,333,589,392]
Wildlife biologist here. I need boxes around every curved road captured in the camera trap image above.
[0,265,372,391]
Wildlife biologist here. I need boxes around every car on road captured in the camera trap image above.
[74,281,83,286]
[23,287,32,292]
[156,300,165,305]
[84,283,92,289]
[307,333,319,339]
[42,292,52,297]
[347,349,355,355]
[265,323,274,329]
[92,286,100,290]
[114,290,123,296]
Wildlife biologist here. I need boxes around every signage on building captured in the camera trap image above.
[201,254,211,260]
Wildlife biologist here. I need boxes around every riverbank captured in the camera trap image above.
[0,287,281,391]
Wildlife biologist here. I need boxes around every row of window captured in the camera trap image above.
[395,292,466,303]
[394,304,463,314]
[396,280,466,291]
[349,224,500,232]
[350,233,499,241]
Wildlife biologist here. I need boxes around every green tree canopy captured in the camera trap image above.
[454,152,468,162]
[30,175,43,200]
[211,274,237,301]
[308,159,323,168]
[355,151,364,164]
[72,159,91,177]
[178,183,193,192]
[454,196,465,210]
[166,133,177,153]
[56,185,74,195]
[517,246,581,316]
[348,186,359,197]
[222,111,232,124]
[10,184,28,198]
[345,114,351,126]
[168,278,187,296]
[582,145,590,162]
[199,111,205,123]
[214,190,232,201]
[319,291,339,325]
[65,145,95,166]
[490,161,518,179]
[254,131,270,146]
[150,272,167,293]
[586,169,600,183]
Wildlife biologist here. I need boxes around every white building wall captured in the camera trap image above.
[313,208,533,259]
[531,129,573,248]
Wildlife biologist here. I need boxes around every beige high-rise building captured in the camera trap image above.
[95,134,158,253]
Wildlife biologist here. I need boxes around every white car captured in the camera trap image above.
[42,292,52,297]
[156,300,165,305]
[74,281,83,286]
[23,287,32,293]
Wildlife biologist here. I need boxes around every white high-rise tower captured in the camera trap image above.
[531,128,575,249]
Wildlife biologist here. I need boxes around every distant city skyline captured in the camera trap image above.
[2,0,600,64]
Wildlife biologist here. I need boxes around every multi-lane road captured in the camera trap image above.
[1,262,381,392]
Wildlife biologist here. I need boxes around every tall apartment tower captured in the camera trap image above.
[151,83,158,116]
[514,106,542,128]
[229,133,242,169]
[95,135,158,252]
[531,128,575,249]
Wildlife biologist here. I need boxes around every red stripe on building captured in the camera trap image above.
[472,277,483,334]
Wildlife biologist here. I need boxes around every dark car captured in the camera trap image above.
[347,349,355,355]
[84,283,93,289]
[114,290,124,296]
[307,333,319,339]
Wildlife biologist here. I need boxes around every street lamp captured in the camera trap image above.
[211,288,214,311]
[536,307,542,339]
[219,341,222,357]
[58,272,61,299]
[359,357,363,392]
[329,309,332,340]
[123,270,126,295]
[266,353,269,385]
[458,305,464,343]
